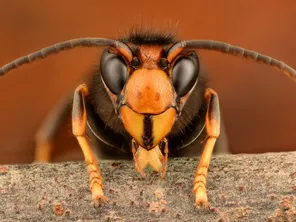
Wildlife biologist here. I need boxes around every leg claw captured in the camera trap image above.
[194,192,209,209]
[194,199,209,209]
[92,195,109,208]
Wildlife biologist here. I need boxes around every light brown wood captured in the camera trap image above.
[1,152,295,221]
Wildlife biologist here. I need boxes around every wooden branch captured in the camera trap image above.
[0,152,296,221]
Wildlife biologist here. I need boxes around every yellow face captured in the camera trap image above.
[119,69,177,149]
[119,45,178,149]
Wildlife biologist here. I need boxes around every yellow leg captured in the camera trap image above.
[72,84,108,207]
[160,138,168,179]
[34,94,71,162]
[132,139,146,177]
[193,88,220,208]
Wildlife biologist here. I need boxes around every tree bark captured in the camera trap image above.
[0,152,296,221]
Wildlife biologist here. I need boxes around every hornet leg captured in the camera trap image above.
[34,94,71,162]
[72,84,108,207]
[193,88,220,208]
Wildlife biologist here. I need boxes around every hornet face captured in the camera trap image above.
[100,43,199,151]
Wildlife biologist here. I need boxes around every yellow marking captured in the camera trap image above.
[120,105,177,149]
[120,106,177,149]
[167,46,184,63]
[152,108,176,147]
[120,106,145,146]
[115,41,133,62]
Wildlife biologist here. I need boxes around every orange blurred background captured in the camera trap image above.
[0,1,295,164]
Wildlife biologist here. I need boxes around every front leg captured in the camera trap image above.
[34,93,72,162]
[160,138,169,179]
[193,88,220,208]
[132,139,146,177]
[72,84,108,207]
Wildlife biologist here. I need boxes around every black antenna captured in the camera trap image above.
[0,38,295,83]
[167,40,296,83]
[0,38,133,76]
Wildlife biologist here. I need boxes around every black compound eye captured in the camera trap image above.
[172,56,199,97]
[101,52,128,95]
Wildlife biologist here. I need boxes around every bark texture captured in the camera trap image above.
[0,152,296,221]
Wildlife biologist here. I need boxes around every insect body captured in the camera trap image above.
[1,31,295,208]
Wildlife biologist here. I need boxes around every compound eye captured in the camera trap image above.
[101,52,128,95]
[172,57,198,97]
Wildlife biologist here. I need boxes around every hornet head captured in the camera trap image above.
[100,35,200,150]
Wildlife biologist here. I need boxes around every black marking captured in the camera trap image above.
[131,57,141,69]
[158,58,169,70]
[85,99,132,157]
[142,115,154,148]
[121,29,176,46]
[115,94,124,113]
[72,90,85,121]
[208,93,220,123]
[168,104,207,153]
